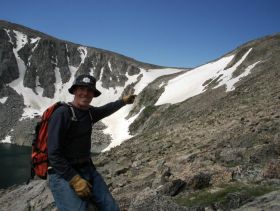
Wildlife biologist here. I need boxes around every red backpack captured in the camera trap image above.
[30,102,76,179]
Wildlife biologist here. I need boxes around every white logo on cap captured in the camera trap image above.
[82,77,91,83]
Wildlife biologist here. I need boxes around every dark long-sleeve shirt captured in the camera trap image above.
[47,99,125,181]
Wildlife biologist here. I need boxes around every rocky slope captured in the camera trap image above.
[0,20,280,210]
[99,33,280,210]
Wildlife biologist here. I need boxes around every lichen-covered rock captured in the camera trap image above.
[233,190,280,211]
[128,188,189,211]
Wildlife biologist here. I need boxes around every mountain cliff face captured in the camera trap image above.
[0,20,280,210]
[0,20,184,151]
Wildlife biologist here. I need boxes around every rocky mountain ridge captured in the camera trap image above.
[0,20,185,150]
[0,20,280,210]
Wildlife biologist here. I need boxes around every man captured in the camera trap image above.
[47,74,136,211]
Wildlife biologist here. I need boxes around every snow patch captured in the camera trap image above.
[66,44,70,64]
[78,46,87,65]
[93,67,183,149]
[31,37,41,53]
[134,68,182,95]
[102,106,145,151]
[35,76,44,96]
[212,49,256,91]
[13,30,28,50]
[159,82,165,88]
[224,61,260,91]
[0,97,8,104]
[155,55,235,105]
[3,29,13,44]
[108,61,113,72]
[156,48,255,105]
[30,37,40,44]
[1,135,11,144]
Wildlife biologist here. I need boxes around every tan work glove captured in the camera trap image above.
[69,175,92,198]
[123,94,137,104]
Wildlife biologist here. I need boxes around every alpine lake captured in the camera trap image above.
[0,144,31,189]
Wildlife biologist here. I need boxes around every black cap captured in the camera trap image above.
[68,74,101,97]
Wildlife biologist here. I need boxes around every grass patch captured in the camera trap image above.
[174,182,278,207]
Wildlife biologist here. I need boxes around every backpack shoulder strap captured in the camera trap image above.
[59,102,77,122]
[89,108,93,123]
[88,106,95,127]
[67,103,78,121]
[61,102,93,124]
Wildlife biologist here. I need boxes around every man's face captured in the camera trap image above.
[73,86,95,109]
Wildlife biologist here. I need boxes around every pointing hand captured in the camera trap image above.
[123,95,137,104]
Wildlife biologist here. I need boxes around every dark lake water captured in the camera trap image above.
[0,144,31,189]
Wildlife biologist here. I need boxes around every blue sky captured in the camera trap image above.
[1,0,279,68]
